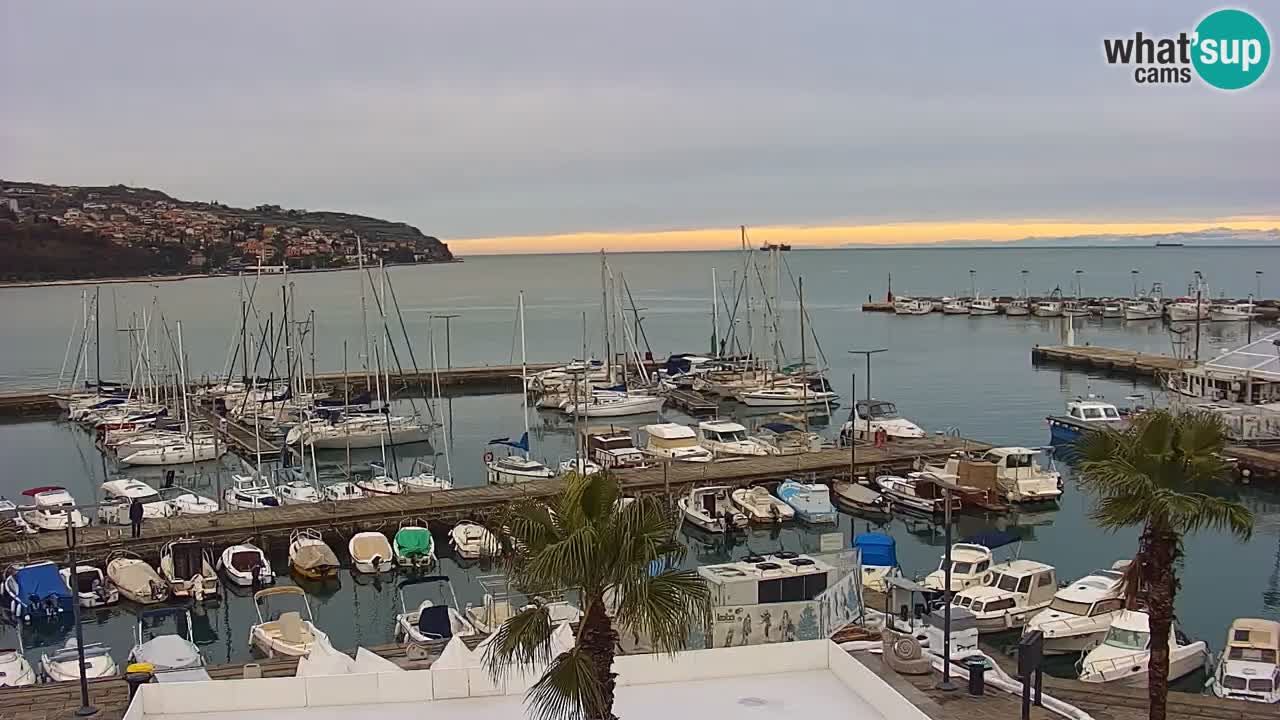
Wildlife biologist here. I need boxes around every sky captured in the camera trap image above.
[3,1,1277,254]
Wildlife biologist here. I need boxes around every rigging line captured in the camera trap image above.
[363,267,426,422]
[383,267,436,424]
[780,254,829,369]
[720,248,753,356]
[749,255,786,363]
[620,275,654,362]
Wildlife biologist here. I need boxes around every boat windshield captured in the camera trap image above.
[868,402,898,419]
[1048,597,1091,616]
[719,430,747,442]
[1103,407,1121,419]
[1228,646,1278,663]
[1103,627,1149,650]
[995,574,1020,592]
[951,561,973,575]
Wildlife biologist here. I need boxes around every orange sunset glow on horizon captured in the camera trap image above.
[447,216,1280,255]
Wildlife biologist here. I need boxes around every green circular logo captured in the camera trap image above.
[1192,9,1270,90]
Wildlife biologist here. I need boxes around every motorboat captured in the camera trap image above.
[450,521,499,560]
[372,459,452,492]
[968,297,999,315]
[1047,398,1127,445]
[1210,618,1280,703]
[678,486,747,533]
[0,647,35,688]
[1004,298,1030,317]
[395,576,479,644]
[106,552,170,604]
[558,457,604,477]
[776,479,837,523]
[560,390,665,417]
[831,481,892,518]
[1032,298,1063,317]
[697,420,770,457]
[40,640,117,682]
[729,486,795,523]
[4,561,73,623]
[118,437,224,466]
[393,523,437,570]
[99,478,173,525]
[1100,301,1125,319]
[853,533,902,594]
[874,474,960,516]
[349,531,394,574]
[130,608,208,680]
[952,559,1057,633]
[159,538,218,601]
[0,499,35,535]
[1124,299,1163,320]
[1167,300,1210,322]
[20,487,87,531]
[892,297,933,315]
[1024,564,1129,655]
[218,543,274,587]
[751,422,824,455]
[736,383,839,408]
[840,399,925,443]
[641,423,714,462]
[60,565,119,608]
[924,447,1062,504]
[1211,302,1257,322]
[249,586,329,658]
[224,474,281,510]
[1062,300,1090,317]
[276,477,321,505]
[355,470,404,496]
[1078,610,1208,686]
[486,454,557,485]
[587,430,647,469]
[161,487,220,516]
[941,298,970,314]
[288,528,339,579]
[464,582,583,635]
[320,481,364,502]
[922,543,994,593]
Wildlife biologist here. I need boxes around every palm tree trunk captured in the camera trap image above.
[580,593,619,720]
[1142,523,1179,720]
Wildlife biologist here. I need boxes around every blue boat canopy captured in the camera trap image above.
[761,422,800,433]
[853,533,897,567]
[14,562,73,604]
[961,530,1021,551]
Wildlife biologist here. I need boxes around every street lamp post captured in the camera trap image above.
[922,473,958,692]
[847,349,887,443]
[434,314,460,370]
[64,507,97,716]
[1258,270,1265,301]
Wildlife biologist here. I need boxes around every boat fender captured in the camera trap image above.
[981,572,994,585]
[483,451,494,464]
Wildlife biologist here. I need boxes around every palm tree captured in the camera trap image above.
[484,472,710,720]
[1075,409,1253,720]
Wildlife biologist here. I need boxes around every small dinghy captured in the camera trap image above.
[218,543,274,587]
[776,479,838,523]
[159,538,218,601]
[831,481,892,518]
[40,640,118,682]
[276,479,320,505]
[395,576,478,644]
[60,565,119,608]
[677,485,747,533]
[393,523,437,571]
[0,647,35,687]
[320,481,363,502]
[730,486,795,523]
[107,552,170,605]
[449,522,499,560]
[288,529,339,579]
[162,488,219,516]
[349,531,394,574]
[249,587,329,658]
[4,561,74,623]
[129,608,209,681]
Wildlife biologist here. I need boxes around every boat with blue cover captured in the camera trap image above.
[853,532,902,593]
[776,479,837,524]
[3,561,74,623]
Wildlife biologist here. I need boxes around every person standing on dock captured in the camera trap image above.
[129,497,144,538]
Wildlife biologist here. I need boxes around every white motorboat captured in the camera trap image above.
[751,422,824,455]
[465,586,582,635]
[159,538,218,601]
[60,565,119,608]
[20,487,88,531]
[1100,301,1125,319]
[893,297,933,315]
[40,640,117,682]
[840,399,925,443]
[1032,299,1063,317]
[1167,300,1210,322]
[349,531,394,574]
[275,470,321,504]
[1004,299,1030,316]
[697,420,770,457]
[952,559,1057,633]
[1210,618,1280,703]
[99,478,173,525]
[320,481,364,502]
[373,459,452,492]
[288,528,339,580]
[218,543,274,587]
[355,471,404,496]
[486,454,557,485]
[1062,300,1090,317]
[776,479,837,523]
[874,474,960,516]
[730,486,795,523]
[224,474,281,510]
[162,487,220,516]
[1024,564,1130,655]
[249,586,329,658]
[0,498,35,535]
[130,608,207,678]
[736,383,839,408]
[641,423,714,462]
[925,447,1062,504]
[1124,299,1163,320]
[1211,302,1257,322]
[395,576,479,643]
[560,390,665,417]
[393,523,437,570]
[119,438,224,466]
[0,647,35,687]
[832,481,892,517]
[678,485,747,533]
[450,521,499,560]
[558,457,604,477]
[968,297,999,315]
[1078,610,1208,686]
[106,552,169,604]
[922,543,994,593]
[941,298,970,314]
[587,431,647,469]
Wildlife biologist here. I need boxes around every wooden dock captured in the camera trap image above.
[1030,344,1188,377]
[664,388,720,415]
[0,436,987,567]
[195,405,282,461]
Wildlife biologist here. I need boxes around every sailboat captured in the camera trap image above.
[486,293,556,485]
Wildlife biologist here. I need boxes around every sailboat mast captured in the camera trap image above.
[357,235,371,389]
[600,251,610,380]
[240,284,249,383]
[711,267,719,357]
[177,320,190,437]
[799,277,808,433]
[519,291,531,458]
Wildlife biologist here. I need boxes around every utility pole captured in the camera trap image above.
[847,349,888,441]
[65,508,97,716]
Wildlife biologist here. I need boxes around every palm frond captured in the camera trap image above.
[521,525,601,591]
[1160,491,1254,539]
[482,604,555,681]
[502,499,564,556]
[614,569,710,655]
[524,647,607,720]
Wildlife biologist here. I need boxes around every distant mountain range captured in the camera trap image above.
[843,227,1280,249]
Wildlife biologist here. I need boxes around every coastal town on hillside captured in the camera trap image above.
[0,181,453,280]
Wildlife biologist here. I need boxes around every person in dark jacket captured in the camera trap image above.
[129,498,144,538]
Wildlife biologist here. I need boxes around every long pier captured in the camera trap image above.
[0,436,987,567]
[1030,344,1188,377]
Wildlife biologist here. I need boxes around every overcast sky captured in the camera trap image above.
[3,1,1277,250]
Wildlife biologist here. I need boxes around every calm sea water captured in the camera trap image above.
[1,246,1278,682]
